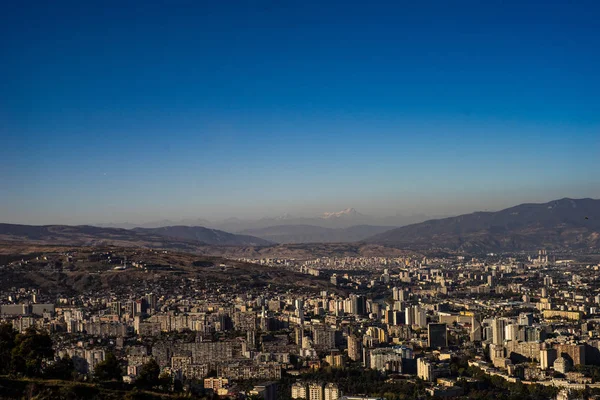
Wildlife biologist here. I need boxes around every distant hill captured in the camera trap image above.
[134,226,272,246]
[0,223,271,248]
[365,198,600,252]
[96,209,431,232]
[240,224,395,244]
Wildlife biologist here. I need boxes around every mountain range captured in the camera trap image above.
[97,208,430,231]
[239,224,395,244]
[365,198,600,252]
[2,198,599,253]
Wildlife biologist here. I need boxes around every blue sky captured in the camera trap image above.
[1,0,599,225]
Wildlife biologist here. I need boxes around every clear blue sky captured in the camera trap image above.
[1,0,599,225]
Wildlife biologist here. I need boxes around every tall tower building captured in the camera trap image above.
[347,334,362,362]
[417,358,434,381]
[540,348,557,370]
[504,324,520,342]
[427,323,448,348]
[295,327,304,345]
[492,318,507,345]
[405,307,414,326]
[470,317,482,342]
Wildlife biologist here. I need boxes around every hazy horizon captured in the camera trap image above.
[2,1,599,226]
[2,193,599,227]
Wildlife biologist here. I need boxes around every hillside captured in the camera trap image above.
[0,223,270,248]
[240,224,394,243]
[133,226,272,246]
[0,243,342,299]
[365,198,600,252]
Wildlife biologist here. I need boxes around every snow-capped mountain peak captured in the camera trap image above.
[321,208,361,219]
[273,212,294,220]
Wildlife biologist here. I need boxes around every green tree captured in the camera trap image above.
[0,323,17,374]
[11,327,54,377]
[136,359,160,389]
[93,352,122,381]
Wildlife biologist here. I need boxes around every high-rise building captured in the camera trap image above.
[393,311,403,325]
[555,343,585,366]
[295,327,304,345]
[247,330,256,350]
[392,287,407,301]
[384,310,394,325]
[351,295,367,316]
[324,383,340,400]
[308,382,323,400]
[470,317,482,342]
[417,358,434,381]
[145,293,157,313]
[518,313,533,326]
[291,382,307,399]
[405,305,426,328]
[492,318,507,345]
[415,307,427,328]
[554,357,570,374]
[524,326,543,343]
[405,307,414,326]
[347,335,362,362]
[313,326,336,349]
[540,348,557,370]
[427,323,448,349]
[370,348,403,371]
[109,301,121,317]
[302,336,312,350]
[504,324,520,342]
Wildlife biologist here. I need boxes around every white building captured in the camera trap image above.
[540,348,557,370]
[292,382,307,399]
[417,358,434,381]
[324,383,340,400]
[308,382,323,400]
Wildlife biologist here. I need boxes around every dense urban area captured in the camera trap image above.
[1,244,600,400]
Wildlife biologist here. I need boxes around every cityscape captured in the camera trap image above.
[1,237,600,399]
[2,1,600,399]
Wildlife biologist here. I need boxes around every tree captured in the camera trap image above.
[94,352,122,381]
[11,327,54,377]
[0,323,17,374]
[158,371,172,391]
[45,355,75,380]
[136,359,160,389]
[173,378,184,392]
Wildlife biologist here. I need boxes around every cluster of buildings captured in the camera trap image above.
[3,247,600,398]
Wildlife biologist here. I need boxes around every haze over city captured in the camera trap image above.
[2,1,599,226]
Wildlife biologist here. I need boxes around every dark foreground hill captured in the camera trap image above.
[365,198,600,252]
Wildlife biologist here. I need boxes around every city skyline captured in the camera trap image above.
[2,1,599,225]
